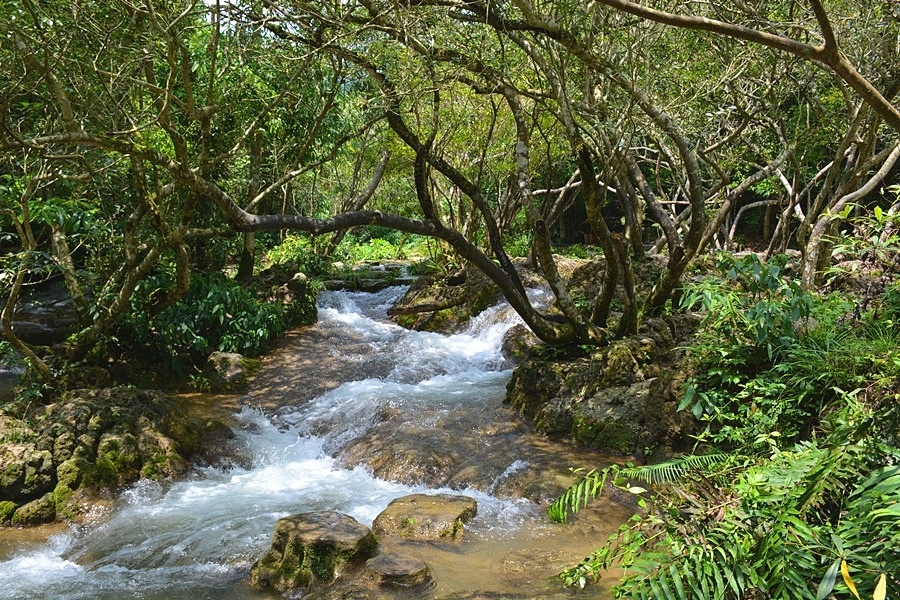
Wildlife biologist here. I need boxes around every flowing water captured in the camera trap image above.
[0,287,629,599]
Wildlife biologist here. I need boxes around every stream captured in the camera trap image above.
[0,287,629,599]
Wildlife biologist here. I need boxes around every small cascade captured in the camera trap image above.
[0,287,551,600]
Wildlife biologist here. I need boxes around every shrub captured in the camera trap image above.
[123,272,285,374]
[550,246,900,598]
[264,234,332,277]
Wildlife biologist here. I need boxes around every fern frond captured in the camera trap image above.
[548,467,609,523]
[548,454,730,523]
[619,453,730,485]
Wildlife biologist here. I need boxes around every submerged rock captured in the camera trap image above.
[364,552,433,591]
[249,511,377,593]
[372,493,477,542]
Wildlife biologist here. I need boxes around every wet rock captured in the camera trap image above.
[500,324,540,365]
[194,418,246,470]
[203,351,258,392]
[365,552,433,591]
[0,388,206,524]
[389,266,501,333]
[334,399,618,504]
[250,511,377,593]
[505,314,702,457]
[372,494,477,542]
[11,492,56,525]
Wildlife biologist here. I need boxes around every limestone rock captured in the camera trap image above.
[203,351,257,392]
[250,511,377,593]
[0,388,205,523]
[371,493,477,542]
[388,266,501,333]
[365,552,433,590]
[11,492,56,525]
[501,324,540,364]
[505,313,702,457]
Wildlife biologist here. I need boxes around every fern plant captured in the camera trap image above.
[551,396,899,598]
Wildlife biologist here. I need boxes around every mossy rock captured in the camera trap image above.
[1,387,208,524]
[250,511,377,593]
[56,456,89,490]
[11,492,56,526]
[506,314,703,456]
[371,493,477,542]
[0,500,16,524]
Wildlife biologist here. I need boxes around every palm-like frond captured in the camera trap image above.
[548,453,729,523]
[619,453,730,485]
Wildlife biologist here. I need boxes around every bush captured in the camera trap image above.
[550,247,900,598]
[123,272,285,374]
[265,234,332,278]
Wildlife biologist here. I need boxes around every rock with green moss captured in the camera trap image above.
[505,314,702,458]
[250,511,377,593]
[388,267,502,333]
[1,387,206,525]
[0,500,16,524]
[11,492,56,526]
[371,493,477,542]
[0,418,54,502]
[202,352,260,392]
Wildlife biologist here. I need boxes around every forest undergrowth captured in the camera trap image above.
[550,210,900,600]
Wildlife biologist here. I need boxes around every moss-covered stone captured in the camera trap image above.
[388,266,504,333]
[505,314,702,457]
[50,482,79,520]
[0,500,16,524]
[371,493,477,542]
[1,387,209,525]
[56,457,88,490]
[11,492,56,526]
[250,511,377,593]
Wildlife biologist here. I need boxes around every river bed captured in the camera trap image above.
[0,287,629,598]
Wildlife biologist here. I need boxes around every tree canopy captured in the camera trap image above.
[1,0,898,380]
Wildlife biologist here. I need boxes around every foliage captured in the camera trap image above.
[121,273,285,373]
[554,244,602,260]
[334,231,429,263]
[552,396,900,598]
[548,454,730,523]
[554,230,900,597]
[265,234,334,278]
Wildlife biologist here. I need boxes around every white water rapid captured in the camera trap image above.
[0,287,555,600]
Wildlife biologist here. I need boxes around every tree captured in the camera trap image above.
[2,0,897,383]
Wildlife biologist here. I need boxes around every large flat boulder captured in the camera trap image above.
[371,493,477,542]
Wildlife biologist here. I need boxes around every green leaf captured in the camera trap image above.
[669,564,687,600]
[815,559,840,600]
